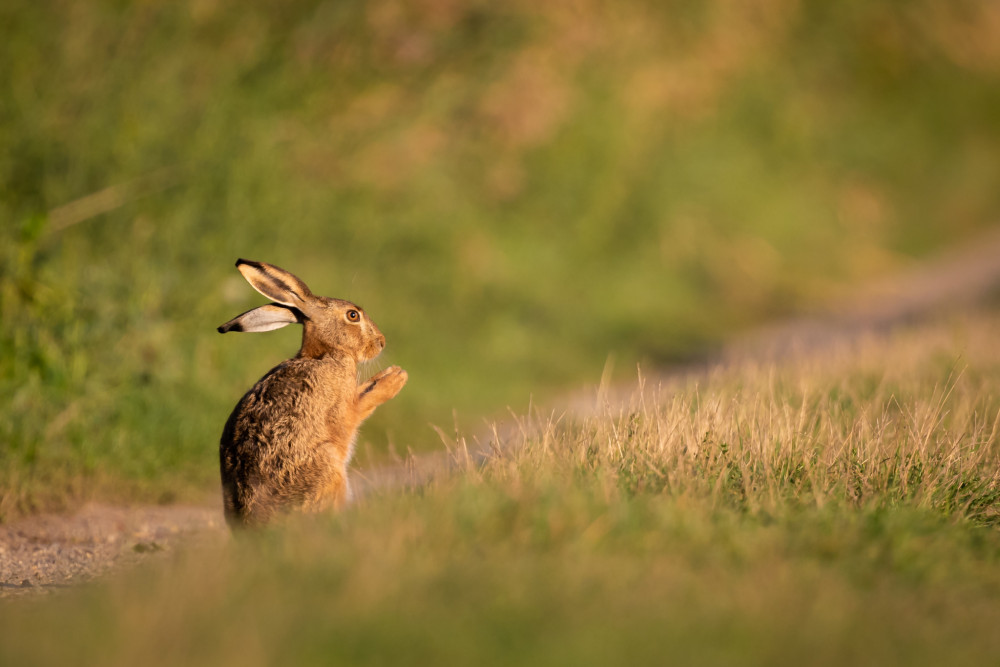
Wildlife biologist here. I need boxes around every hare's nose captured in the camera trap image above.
[377,334,386,349]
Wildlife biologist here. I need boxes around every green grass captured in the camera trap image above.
[2,311,1000,665]
[3,0,1000,513]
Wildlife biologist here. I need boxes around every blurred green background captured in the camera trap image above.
[2,0,1000,514]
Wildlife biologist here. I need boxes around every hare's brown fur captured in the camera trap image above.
[218,260,407,528]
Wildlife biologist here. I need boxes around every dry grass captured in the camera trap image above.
[459,312,1000,530]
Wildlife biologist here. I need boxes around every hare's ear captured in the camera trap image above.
[235,259,314,308]
[218,304,302,334]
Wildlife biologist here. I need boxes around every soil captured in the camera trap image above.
[4,227,1000,598]
[0,504,224,597]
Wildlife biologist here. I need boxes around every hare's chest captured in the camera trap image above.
[296,365,355,441]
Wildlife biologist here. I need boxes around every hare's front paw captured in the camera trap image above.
[374,365,408,395]
[359,366,408,405]
[370,365,404,382]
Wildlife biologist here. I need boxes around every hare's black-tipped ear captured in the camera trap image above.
[218,304,302,334]
[235,259,314,308]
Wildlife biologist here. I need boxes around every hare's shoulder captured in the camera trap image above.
[223,356,354,441]
[241,358,322,406]
[248,357,353,407]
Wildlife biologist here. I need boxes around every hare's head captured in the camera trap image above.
[218,259,386,362]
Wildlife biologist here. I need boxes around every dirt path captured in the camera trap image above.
[4,227,1000,597]
[0,504,223,597]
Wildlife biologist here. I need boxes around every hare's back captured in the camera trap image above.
[221,359,332,455]
[220,359,340,523]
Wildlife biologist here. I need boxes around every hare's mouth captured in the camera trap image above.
[360,342,384,363]
[364,333,386,362]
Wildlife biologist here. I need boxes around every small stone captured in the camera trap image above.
[132,542,164,554]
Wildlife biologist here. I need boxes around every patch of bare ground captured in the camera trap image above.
[0,504,224,598]
[3,226,1000,597]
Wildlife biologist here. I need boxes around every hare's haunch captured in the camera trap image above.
[218,259,407,528]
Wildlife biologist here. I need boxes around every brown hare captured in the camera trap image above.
[217,259,407,528]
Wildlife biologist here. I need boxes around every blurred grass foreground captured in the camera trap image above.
[3,0,1000,515]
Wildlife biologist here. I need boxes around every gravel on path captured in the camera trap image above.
[0,503,224,598]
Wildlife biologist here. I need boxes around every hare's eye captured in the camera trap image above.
[346,309,360,322]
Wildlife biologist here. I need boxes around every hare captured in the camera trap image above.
[217,259,407,528]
